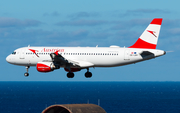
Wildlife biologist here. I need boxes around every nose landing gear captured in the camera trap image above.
[24,66,30,77]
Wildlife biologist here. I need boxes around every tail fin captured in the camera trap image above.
[129,18,163,49]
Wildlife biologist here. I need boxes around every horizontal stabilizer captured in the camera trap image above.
[140,51,155,59]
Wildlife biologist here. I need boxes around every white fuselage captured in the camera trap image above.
[5,18,165,78]
[6,46,165,68]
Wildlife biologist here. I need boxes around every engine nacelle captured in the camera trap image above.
[36,62,55,72]
[64,68,81,72]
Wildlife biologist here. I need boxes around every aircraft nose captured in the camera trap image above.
[6,55,12,63]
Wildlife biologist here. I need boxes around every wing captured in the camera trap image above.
[50,51,94,68]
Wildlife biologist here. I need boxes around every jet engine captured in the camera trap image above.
[36,62,55,72]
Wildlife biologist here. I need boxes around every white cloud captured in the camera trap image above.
[0,17,42,28]
[56,19,107,26]
[122,9,170,17]
[67,12,100,19]
[72,29,89,37]
[43,11,61,17]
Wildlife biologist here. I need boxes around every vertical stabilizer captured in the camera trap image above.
[129,18,163,49]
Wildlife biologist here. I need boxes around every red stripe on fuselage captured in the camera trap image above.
[129,38,156,49]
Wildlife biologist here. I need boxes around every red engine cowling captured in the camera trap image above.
[36,62,54,72]
[64,68,81,72]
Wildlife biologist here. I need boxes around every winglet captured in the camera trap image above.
[129,18,163,49]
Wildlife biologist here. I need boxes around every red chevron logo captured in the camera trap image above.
[147,30,157,37]
[29,49,39,57]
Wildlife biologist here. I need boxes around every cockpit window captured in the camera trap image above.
[12,52,16,55]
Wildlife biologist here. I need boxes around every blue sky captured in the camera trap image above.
[1,0,180,81]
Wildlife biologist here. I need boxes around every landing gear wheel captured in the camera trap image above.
[24,72,29,77]
[67,72,74,78]
[24,66,30,77]
[85,72,92,78]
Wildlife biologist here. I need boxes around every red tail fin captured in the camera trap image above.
[129,18,163,49]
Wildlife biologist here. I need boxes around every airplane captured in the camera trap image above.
[6,18,166,78]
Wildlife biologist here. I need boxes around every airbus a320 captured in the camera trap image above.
[6,18,166,78]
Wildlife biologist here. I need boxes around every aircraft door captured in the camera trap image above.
[124,49,130,60]
[19,49,25,59]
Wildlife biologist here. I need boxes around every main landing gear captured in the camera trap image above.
[66,68,92,78]
[67,72,74,78]
[85,68,92,78]
[24,66,30,77]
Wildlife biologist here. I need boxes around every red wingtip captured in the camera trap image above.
[150,18,163,25]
